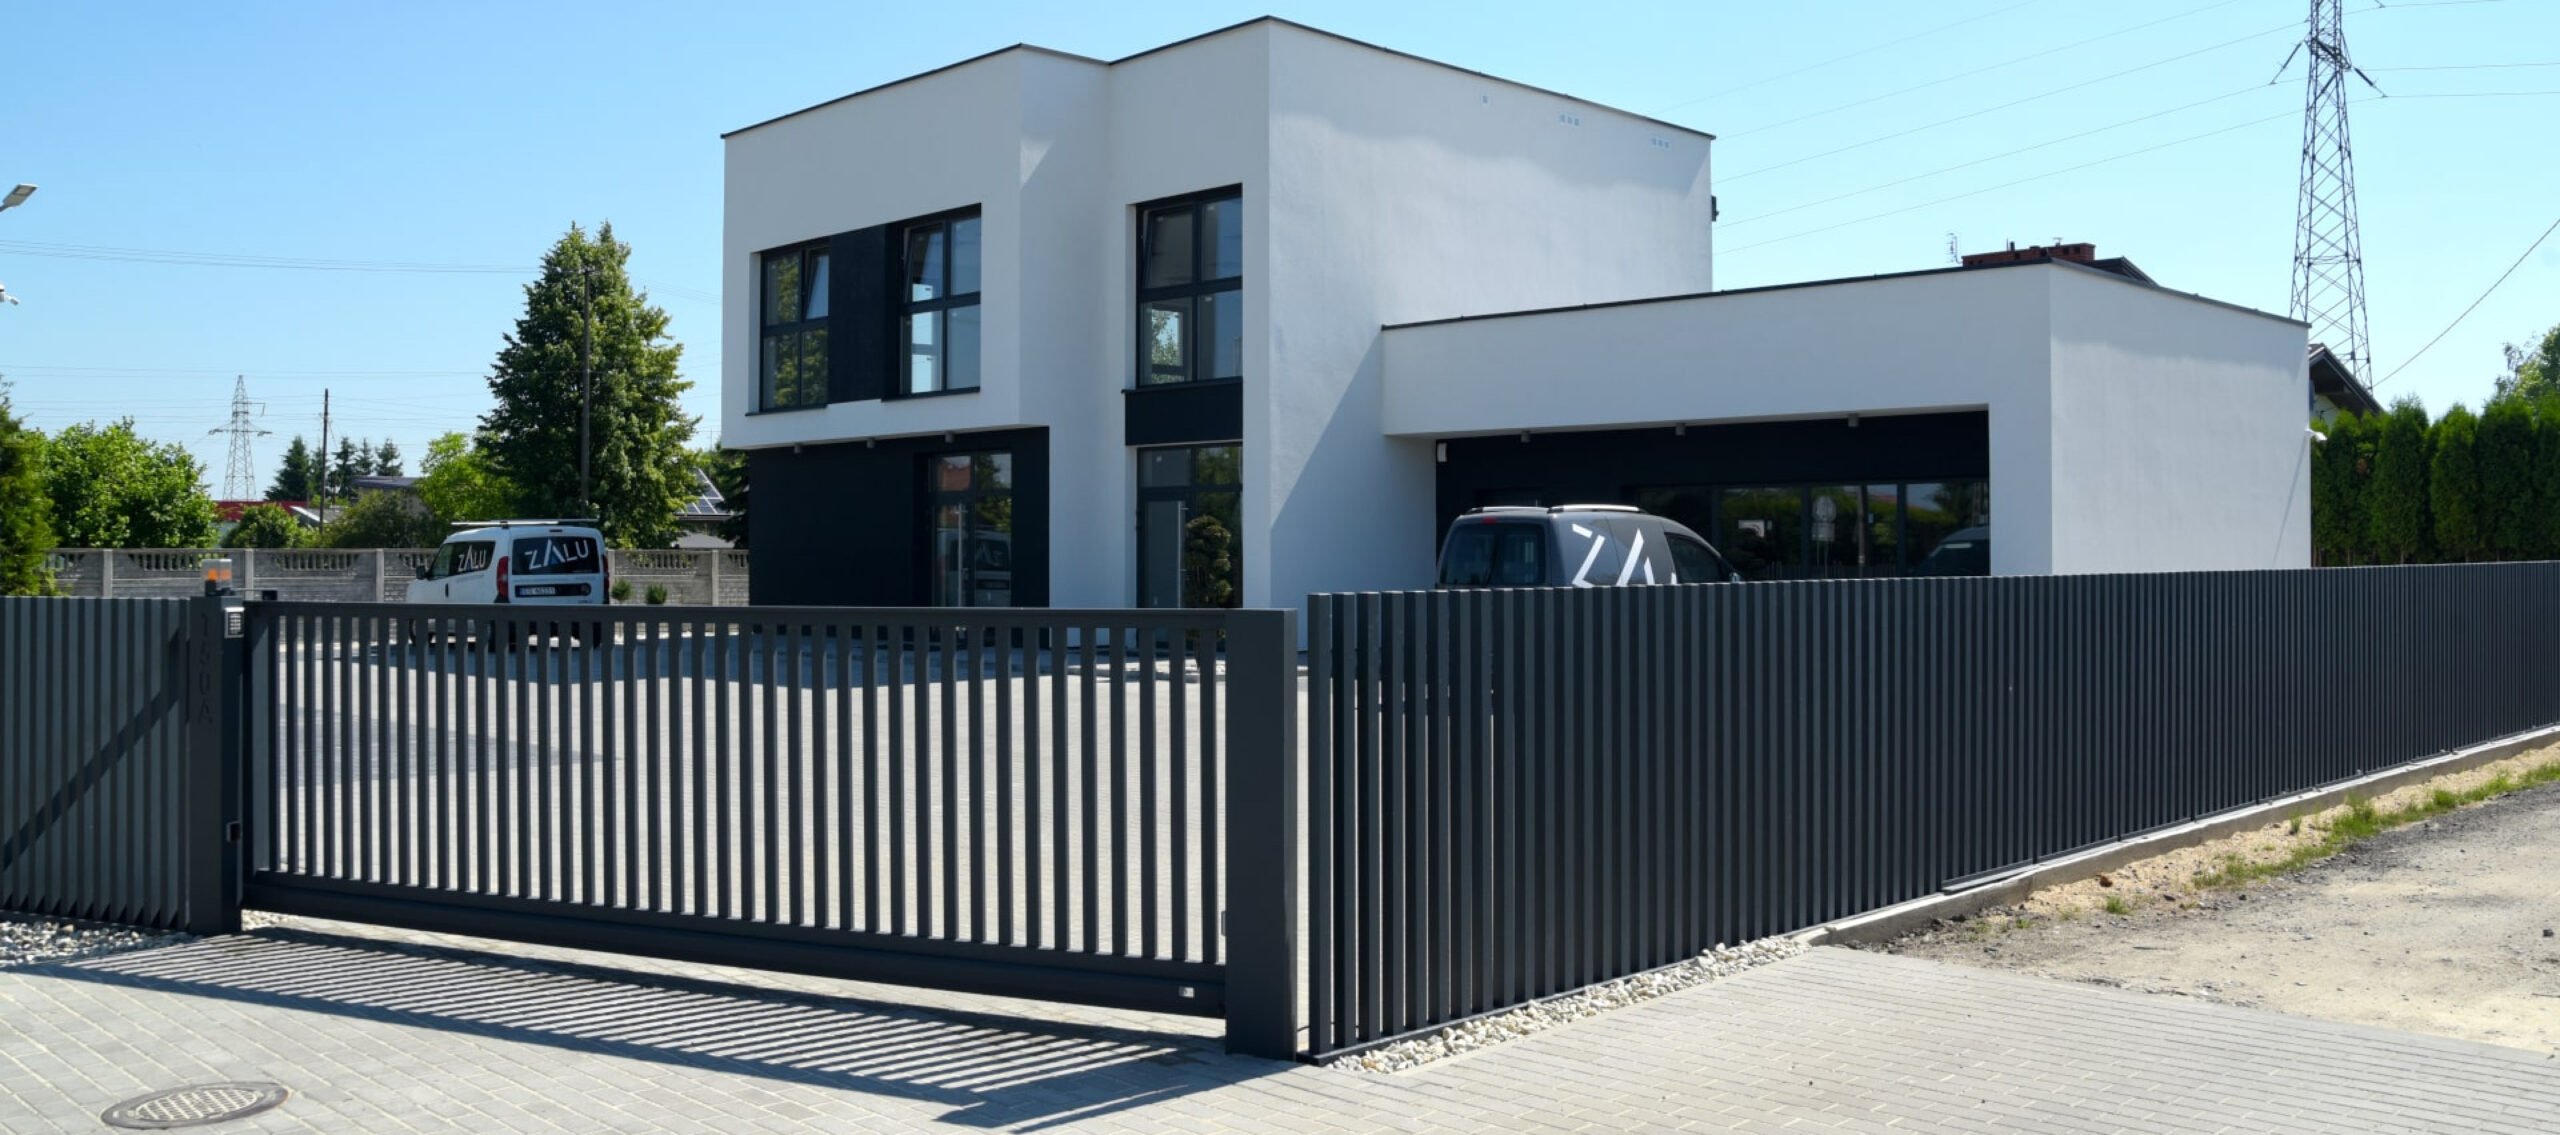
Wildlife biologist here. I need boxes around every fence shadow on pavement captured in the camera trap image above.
[29,928,1284,1130]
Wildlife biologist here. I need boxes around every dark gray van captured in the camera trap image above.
[1436,505,1741,589]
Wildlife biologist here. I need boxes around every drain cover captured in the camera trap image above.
[101,1083,289,1130]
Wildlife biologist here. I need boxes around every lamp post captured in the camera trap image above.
[1,185,34,305]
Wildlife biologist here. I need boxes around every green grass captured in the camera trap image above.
[2192,758,2560,890]
[2100,894,2135,916]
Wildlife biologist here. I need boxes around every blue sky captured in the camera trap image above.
[1,0,2553,494]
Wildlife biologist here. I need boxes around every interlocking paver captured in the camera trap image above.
[5,937,2559,1133]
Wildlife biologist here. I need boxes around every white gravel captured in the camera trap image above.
[0,914,189,969]
[1337,937,1807,1073]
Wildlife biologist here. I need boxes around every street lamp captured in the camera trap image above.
[0,184,34,213]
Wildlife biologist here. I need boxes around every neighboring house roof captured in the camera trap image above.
[724,17,1716,144]
[679,466,731,519]
[349,475,420,494]
[2309,342,2382,417]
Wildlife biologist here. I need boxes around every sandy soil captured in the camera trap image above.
[1878,746,2560,1056]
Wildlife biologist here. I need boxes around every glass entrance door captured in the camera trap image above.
[1136,444,1241,608]
[927,452,1013,607]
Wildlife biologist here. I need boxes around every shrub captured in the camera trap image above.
[610,577,633,603]
[645,584,668,606]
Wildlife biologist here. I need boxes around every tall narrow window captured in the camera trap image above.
[902,213,982,395]
[758,242,830,411]
[1136,191,1243,387]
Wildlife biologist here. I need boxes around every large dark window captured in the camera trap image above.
[1138,444,1242,608]
[928,452,1012,606]
[903,213,982,396]
[1136,191,1242,387]
[758,242,830,411]
[1636,480,1990,580]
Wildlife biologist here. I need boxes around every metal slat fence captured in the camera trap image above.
[0,597,226,932]
[1305,564,2560,1055]
[241,603,1289,1021]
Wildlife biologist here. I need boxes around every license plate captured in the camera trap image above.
[517,586,557,597]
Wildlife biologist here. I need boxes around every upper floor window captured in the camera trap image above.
[758,242,830,412]
[903,213,982,396]
[1137,191,1242,386]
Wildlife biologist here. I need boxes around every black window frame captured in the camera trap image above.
[755,240,831,413]
[898,208,984,399]
[1134,188,1243,388]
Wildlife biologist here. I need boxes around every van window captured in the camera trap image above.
[1440,524,1546,587]
[513,535,602,576]
[431,540,495,579]
[1668,535,1722,584]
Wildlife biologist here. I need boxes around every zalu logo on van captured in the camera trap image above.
[523,538,597,571]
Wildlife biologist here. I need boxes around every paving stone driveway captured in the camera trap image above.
[3,929,2555,1134]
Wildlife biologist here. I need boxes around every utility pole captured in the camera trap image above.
[579,263,593,519]
[2278,0,2379,380]
[316,389,331,525]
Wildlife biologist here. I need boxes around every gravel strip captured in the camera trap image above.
[1336,938,1806,1073]
[0,913,190,969]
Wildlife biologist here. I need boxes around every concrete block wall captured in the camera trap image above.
[40,549,752,606]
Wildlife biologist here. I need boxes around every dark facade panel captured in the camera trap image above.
[748,427,1051,607]
[1433,411,1990,531]
[1124,379,1244,448]
[829,223,900,404]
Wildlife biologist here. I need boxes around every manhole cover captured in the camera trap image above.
[101,1083,289,1129]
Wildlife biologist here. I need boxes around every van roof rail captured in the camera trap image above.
[449,518,601,529]
[1547,504,1640,514]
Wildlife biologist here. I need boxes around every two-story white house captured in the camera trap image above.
[723,18,2312,612]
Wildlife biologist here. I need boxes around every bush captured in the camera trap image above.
[2429,404,2482,561]
[223,502,306,549]
[610,577,633,603]
[2366,397,2433,564]
[645,584,668,606]
[317,490,443,549]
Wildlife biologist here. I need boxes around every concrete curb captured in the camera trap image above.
[1800,723,2560,948]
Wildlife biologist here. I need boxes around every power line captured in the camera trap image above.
[1657,0,2050,112]
[1721,106,2306,256]
[1719,0,2255,139]
[2368,60,2560,71]
[2374,216,2560,389]
[1721,84,2275,228]
[1720,17,2303,182]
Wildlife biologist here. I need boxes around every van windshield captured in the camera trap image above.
[513,535,602,576]
[1440,523,1546,587]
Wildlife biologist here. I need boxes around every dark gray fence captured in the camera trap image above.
[1305,564,2560,1055]
[0,597,234,933]
[238,603,1299,1056]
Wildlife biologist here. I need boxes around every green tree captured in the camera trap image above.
[2365,397,2433,564]
[222,502,306,549]
[2492,324,2560,408]
[41,419,220,548]
[373,439,404,478]
[0,387,58,594]
[480,222,695,547]
[2428,404,2483,561]
[2311,411,2370,565]
[415,431,518,527]
[316,489,442,549]
[2533,411,2560,559]
[2476,398,2537,558]
[266,435,319,501]
[327,436,376,499]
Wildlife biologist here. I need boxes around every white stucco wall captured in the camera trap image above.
[1258,24,1714,607]
[1382,265,2057,572]
[2045,266,2311,571]
[1380,261,2311,576]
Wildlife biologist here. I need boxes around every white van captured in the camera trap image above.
[409,521,610,607]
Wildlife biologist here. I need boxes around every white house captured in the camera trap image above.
[722,17,2312,611]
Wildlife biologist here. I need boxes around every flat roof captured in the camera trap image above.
[1382,256,2308,332]
[724,16,1717,143]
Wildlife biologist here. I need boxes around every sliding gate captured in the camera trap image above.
[235,602,1298,1052]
